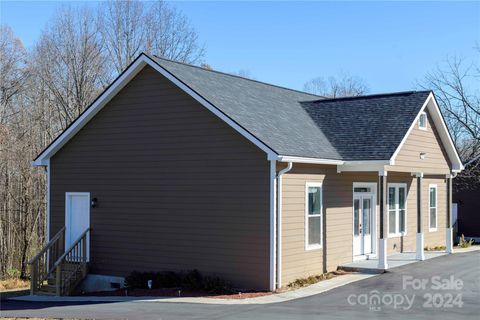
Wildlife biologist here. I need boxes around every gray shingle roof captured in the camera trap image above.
[151,55,430,161]
[151,56,341,160]
[301,91,432,160]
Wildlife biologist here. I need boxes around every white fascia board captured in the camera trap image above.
[33,54,278,166]
[275,155,344,165]
[389,93,464,172]
[337,161,389,173]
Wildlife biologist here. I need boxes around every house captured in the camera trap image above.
[30,53,463,295]
[453,155,480,242]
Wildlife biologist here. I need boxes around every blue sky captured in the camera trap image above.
[1,1,479,93]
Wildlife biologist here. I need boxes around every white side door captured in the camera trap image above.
[65,192,90,261]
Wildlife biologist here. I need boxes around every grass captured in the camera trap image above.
[0,278,30,300]
[286,270,347,289]
[0,278,29,292]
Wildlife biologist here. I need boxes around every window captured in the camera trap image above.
[306,183,322,249]
[429,185,437,231]
[419,112,427,130]
[388,184,407,236]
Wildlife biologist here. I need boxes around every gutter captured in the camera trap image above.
[276,161,293,289]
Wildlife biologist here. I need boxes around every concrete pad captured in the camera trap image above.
[339,251,447,272]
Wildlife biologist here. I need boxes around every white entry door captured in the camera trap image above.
[65,192,90,260]
[353,194,374,257]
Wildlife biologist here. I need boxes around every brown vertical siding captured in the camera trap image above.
[281,167,448,286]
[50,66,271,290]
[388,109,451,174]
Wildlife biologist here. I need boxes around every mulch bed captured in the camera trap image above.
[77,288,272,299]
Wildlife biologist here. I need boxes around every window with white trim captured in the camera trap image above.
[429,185,437,231]
[419,112,427,130]
[388,184,407,236]
[306,183,322,249]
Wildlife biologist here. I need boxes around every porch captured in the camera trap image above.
[338,251,448,274]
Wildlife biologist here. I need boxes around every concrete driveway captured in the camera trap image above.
[1,251,479,320]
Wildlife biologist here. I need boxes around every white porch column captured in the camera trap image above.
[446,174,453,254]
[378,170,388,270]
[416,172,425,261]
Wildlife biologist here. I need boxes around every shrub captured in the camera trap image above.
[287,271,339,289]
[181,269,203,290]
[458,234,474,248]
[5,268,21,279]
[203,275,233,294]
[124,269,233,294]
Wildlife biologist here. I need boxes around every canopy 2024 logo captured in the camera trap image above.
[347,275,464,311]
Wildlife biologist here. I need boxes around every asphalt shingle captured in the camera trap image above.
[151,55,431,161]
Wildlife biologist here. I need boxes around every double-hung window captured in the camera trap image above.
[388,183,407,236]
[429,185,437,231]
[306,183,322,250]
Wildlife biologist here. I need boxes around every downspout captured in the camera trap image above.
[276,162,293,289]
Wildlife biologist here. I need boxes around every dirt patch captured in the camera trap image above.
[78,287,272,299]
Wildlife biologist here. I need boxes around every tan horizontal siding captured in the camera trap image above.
[389,109,451,174]
[50,65,270,290]
[281,166,448,286]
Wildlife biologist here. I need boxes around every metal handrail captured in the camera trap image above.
[28,226,65,265]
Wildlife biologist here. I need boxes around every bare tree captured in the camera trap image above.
[421,53,480,162]
[303,72,369,98]
[98,0,205,74]
[0,25,29,124]
[33,5,109,131]
[145,1,204,64]
[98,0,147,74]
[0,26,45,278]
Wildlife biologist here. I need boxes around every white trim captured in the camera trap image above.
[45,160,51,271]
[352,182,378,260]
[46,160,50,242]
[305,182,323,251]
[337,160,390,173]
[418,111,428,130]
[446,227,453,254]
[416,232,425,261]
[269,160,277,291]
[276,162,293,289]
[65,192,91,261]
[276,155,343,165]
[428,184,438,232]
[33,54,277,166]
[378,238,388,269]
[387,183,408,237]
[390,93,463,172]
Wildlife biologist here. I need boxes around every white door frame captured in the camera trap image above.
[65,192,90,261]
[352,182,378,261]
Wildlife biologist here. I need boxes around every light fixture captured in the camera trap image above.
[91,198,98,208]
[420,153,426,160]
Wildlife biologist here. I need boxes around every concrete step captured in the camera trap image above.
[39,284,56,293]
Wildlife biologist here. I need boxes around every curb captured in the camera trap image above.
[10,273,376,305]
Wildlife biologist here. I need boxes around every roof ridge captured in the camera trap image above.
[307,90,432,103]
[150,54,323,99]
